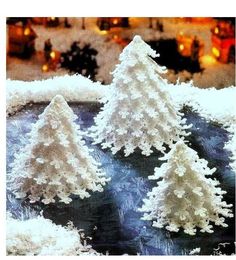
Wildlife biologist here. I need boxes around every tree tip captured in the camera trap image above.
[175,139,185,147]
[133,35,143,43]
[52,94,66,103]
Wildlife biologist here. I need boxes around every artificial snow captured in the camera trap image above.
[6,214,100,256]
[165,62,235,89]
[165,82,236,126]
[6,74,108,115]
[189,247,201,255]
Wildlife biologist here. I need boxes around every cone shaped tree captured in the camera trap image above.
[139,140,233,235]
[90,35,190,156]
[10,95,109,204]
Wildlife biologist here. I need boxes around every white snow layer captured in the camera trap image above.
[6,74,108,115]
[165,82,236,126]
[6,74,236,173]
[7,215,100,256]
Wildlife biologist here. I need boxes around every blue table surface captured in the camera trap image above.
[6,102,235,255]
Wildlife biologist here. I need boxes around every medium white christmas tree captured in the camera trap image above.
[139,140,233,235]
[10,95,109,204]
[90,35,190,156]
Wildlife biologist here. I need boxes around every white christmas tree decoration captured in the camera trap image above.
[10,95,109,204]
[90,35,191,156]
[139,140,233,235]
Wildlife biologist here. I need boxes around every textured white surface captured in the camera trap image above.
[139,140,233,235]
[6,74,108,115]
[7,215,100,255]
[9,95,109,204]
[90,35,191,156]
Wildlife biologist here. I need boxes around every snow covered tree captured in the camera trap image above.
[139,140,233,235]
[90,35,190,156]
[10,95,109,204]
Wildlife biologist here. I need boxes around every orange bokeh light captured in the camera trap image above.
[50,51,56,59]
[113,19,118,25]
[179,44,185,51]
[214,27,219,34]
[212,47,220,58]
[42,64,49,72]
[24,27,30,36]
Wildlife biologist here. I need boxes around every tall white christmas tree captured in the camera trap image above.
[90,35,191,156]
[139,140,233,235]
[10,95,109,204]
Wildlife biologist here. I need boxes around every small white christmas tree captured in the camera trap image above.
[139,140,233,235]
[90,35,190,156]
[10,95,109,204]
